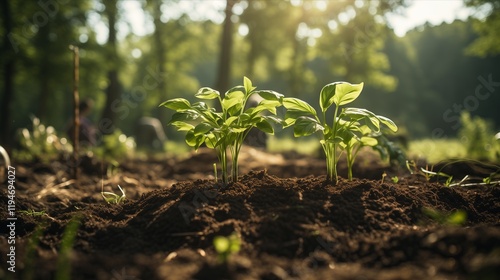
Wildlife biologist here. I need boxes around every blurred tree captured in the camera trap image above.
[100,0,123,131]
[215,0,239,93]
[145,0,168,121]
[385,20,500,137]
[464,0,500,56]
[0,0,15,148]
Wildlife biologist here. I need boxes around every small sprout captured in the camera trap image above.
[213,232,241,263]
[422,207,467,226]
[19,209,46,217]
[420,168,453,186]
[101,185,126,204]
[381,172,387,184]
[391,176,399,183]
[483,176,491,184]
[213,163,218,183]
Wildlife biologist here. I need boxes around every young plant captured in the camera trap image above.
[160,77,283,185]
[101,185,126,204]
[283,82,397,183]
[422,207,467,226]
[213,232,241,263]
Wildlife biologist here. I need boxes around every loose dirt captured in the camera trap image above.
[1,147,499,279]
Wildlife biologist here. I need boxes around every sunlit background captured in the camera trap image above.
[1,0,499,161]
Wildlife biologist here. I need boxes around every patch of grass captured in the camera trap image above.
[408,138,467,163]
[267,136,320,156]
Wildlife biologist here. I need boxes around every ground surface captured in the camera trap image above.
[1,147,499,280]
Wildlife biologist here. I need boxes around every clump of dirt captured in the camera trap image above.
[1,148,499,280]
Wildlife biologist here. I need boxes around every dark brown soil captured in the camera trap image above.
[1,147,499,280]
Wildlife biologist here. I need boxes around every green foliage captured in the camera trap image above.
[101,185,126,204]
[459,111,499,161]
[213,233,241,263]
[55,215,81,280]
[19,209,46,217]
[283,81,397,183]
[94,129,136,163]
[160,77,283,185]
[408,139,467,163]
[13,117,72,162]
[465,0,500,56]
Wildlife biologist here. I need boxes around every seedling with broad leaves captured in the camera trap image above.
[283,82,398,183]
[160,77,283,185]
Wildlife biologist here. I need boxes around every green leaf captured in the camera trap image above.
[159,98,191,110]
[283,97,317,115]
[168,111,198,125]
[360,136,378,146]
[319,83,336,112]
[204,133,217,149]
[256,90,284,102]
[214,236,230,253]
[256,119,274,134]
[377,115,398,132]
[185,130,205,149]
[222,90,245,111]
[225,116,239,126]
[343,108,380,131]
[252,100,281,115]
[243,76,256,94]
[170,121,194,131]
[331,82,364,106]
[263,115,283,125]
[293,116,324,137]
[195,87,220,100]
[231,126,248,133]
[283,109,311,127]
[194,123,213,135]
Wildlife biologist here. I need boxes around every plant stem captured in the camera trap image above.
[331,106,340,184]
[346,147,353,180]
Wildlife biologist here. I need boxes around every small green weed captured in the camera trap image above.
[213,233,241,263]
[422,207,467,226]
[19,209,46,217]
[55,215,81,280]
[101,185,126,204]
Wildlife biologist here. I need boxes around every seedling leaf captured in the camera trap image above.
[283,97,317,115]
[293,116,324,137]
[332,82,364,106]
[195,87,220,99]
[159,98,191,110]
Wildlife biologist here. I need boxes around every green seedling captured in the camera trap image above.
[213,232,241,263]
[19,209,46,217]
[283,82,397,183]
[101,185,126,204]
[420,168,453,186]
[391,176,399,183]
[381,172,387,184]
[160,77,283,185]
[406,160,452,185]
[23,224,46,280]
[55,215,81,280]
[422,207,467,226]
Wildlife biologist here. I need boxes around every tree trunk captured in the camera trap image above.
[0,0,15,149]
[101,0,121,131]
[214,0,237,94]
[153,0,167,121]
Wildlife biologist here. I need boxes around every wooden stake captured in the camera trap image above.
[70,45,79,186]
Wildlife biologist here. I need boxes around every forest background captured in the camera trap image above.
[1,0,499,154]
